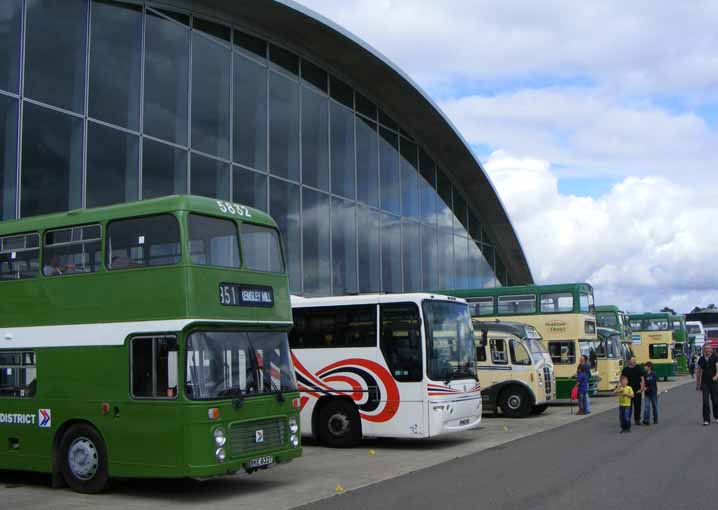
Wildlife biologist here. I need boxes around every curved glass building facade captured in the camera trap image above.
[0,0,531,296]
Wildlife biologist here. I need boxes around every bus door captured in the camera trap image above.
[483,337,511,388]
[376,303,425,437]
[107,335,183,471]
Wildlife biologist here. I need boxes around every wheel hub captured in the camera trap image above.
[328,412,350,437]
[68,437,99,480]
[508,395,521,410]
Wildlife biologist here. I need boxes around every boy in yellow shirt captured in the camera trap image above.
[616,374,635,432]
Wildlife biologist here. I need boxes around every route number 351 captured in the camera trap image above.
[216,200,252,218]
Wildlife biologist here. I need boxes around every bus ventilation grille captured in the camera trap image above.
[229,418,286,457]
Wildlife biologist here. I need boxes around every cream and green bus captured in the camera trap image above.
[596,327,623,391]
[437,284,599,400]
[473,321,555,418]
[596,305,633,365]
[628,312,677,381]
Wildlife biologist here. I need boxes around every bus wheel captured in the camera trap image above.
[531,404,549,415]
[499,387,531,418]
[317,399,361,448]
[59,423,109,493]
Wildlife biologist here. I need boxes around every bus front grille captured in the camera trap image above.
[229,418,286,457]
[543,367,552,397]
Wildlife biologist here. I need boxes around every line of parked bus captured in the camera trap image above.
[0,196,691,493]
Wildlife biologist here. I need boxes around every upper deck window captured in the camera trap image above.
[467,297,494,316]
[579,292,594,313]
[188,214,240,268]
[240,223,284,273]
[497,294,536,315]
[0,233,39,280]
[540,292,573,313]
[596,312,618,328]
[43,225,101,276]
[107,214,181,269]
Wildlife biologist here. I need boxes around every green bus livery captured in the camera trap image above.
[596,305,634,364]
[435,284,599,400]
[628,312,677,380]
[0,195,302,493]
[670,314,689,374]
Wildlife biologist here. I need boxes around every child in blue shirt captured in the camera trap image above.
[642,361,659,425]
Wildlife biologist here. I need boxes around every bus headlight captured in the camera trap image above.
[289,416,299,434]
[290,434,299,448]
[214,427,226,447]
[215,447,226,463]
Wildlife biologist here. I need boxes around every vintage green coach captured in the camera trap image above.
[0,195,302,493]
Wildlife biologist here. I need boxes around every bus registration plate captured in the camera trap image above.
[248,455,274,468]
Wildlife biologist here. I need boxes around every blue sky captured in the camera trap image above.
[298,0,718,312]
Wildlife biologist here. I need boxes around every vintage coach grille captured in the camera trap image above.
[543,367,552,397]
[229,418,286,457]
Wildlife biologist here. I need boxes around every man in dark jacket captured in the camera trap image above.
[695,344,718,426]
[621,357,645,426]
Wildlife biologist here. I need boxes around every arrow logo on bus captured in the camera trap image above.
[38,409,51,428]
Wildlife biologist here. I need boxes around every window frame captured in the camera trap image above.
[649,343,669,360]
[129,335,179,400]
[289,305,378,350]
[509,339,532,366]
[0,351,37,398]
[105,213,182,271]
[380,302,423,382]
[490,338,508,365]
[467,297,494,316]
[0,232,40,281]
[186,213,241,269]
[42,223,103,277]
[539,292,574,314]
[497,294,537,315]
[239,221,286,274]
[548,340,577,365]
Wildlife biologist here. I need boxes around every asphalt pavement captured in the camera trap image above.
[296,382,714,510]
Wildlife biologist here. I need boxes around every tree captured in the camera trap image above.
[660,306,676,315]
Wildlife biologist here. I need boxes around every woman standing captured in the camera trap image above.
[576,355,590,415]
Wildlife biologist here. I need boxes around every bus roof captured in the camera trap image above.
[473,320,541,339]
[0,195,277,235]
[628,312,673,320]
[290,293,466,307]
[595,305,621,313]
[438,283,594,299]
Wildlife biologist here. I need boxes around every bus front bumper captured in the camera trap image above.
[428,395,483,435]
[185,446,303,478]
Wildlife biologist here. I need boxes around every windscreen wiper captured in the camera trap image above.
[247,342,284,402]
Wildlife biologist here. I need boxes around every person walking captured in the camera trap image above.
[695,344,718,426]
[576,355,590,415]
[615,374,634,433]
[621,357,645,426]
[642,361,658,425]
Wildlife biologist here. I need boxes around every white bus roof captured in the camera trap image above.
[290,293,467,308]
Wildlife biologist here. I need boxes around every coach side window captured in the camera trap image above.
[548,341,576,365]
[490,339,508,364]
[380,304,423,382]
[0,352,36,398]
[43,225,102,276]
[131,336,178,399]
[107,215,181,269]
[289,306,377,349]
[0,233,40,280]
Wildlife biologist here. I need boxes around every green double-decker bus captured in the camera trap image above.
[671,315,689,373]
[628,312,677,380]
[596,305,634,362]
[436,284,600,400]
[0,196,301,493]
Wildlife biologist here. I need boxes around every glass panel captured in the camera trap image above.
[469,241,494,288]
[269,71,299,181]
[330,102,355,199]
[437,227,454,289]
[453,235,469,289]
[453,188,468,233]
[490,339,508,364]
[357,205,380,293]
[330,76,353,109]
[232,166,267,212]
[290,306,376,349]
[132,337,179,399]
[498,295,537,314]
[233,53,267,171]
[0,233,39,280]
[420,225,437,291]
[193,18,230,43]
[301,87,329,190]
[400,139,419,219]
[549,341,576,365]
[331,198,357,295]
[0,0,22,93]
[424,300,476,380]
[510,340,531,365]
[21,103,83,217]
[468,297,494,316]
[402,221,421,292]
[419,157,437,225]
[540,292,574,313]
[144,10,189,145]
[379,127,400,214]
[0,95,18,220]
[187,214,239,268]
[86,122,139,208]
[580,292,595,312]
[469,211,481,241]
[649,344,669,359]
[355,92,376,120]
[356,116,379,207]
[300,59,327,93]
[89,0,142,130]
[269,178,300,292]
[241,223,284,273]
[437,171,453,230]
[43,225,101,276]
[190,153,229,200]
[380,303,422,382]
[381,213,401,293]
[302,188,330,297]
[192,32,230,158]
[269,44,298,75]
[233,30,266,58]
[0,351,36,397]
[379,110,397,130]
[25,0,86,112]
[141,138,188,199]
[107,214,181,269]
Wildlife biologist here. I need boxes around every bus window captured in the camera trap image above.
[490,339,508,364]
[497,294,535,315]
[0,233,40,280]
[0,352,36,398]
[540,292,573,313]
[580,340,598,369]
[467,297,494,316]
[649,344,669,359]
[187,214,240,268]
[596,337,607,358]
[596,312,618,328]
[107,215,181,269]
[131,336,178,399]
[646,319,668,331]
[423,300,476,381]
[549,341,575,365]
[579,292,594,313]
[509,340,531,365]
[629,319,642,331]
[380,304,422,382]
[43,225,101,276]
[289,306,377,348]
[240,223,284,273]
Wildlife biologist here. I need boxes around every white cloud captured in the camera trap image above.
[485,151,718,312]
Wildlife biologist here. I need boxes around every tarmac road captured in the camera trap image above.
[297,382,713,510]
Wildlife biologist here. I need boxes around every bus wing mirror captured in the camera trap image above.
[480,329,488,348]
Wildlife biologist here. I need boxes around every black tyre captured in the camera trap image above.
[499,386,532,418]
[59,423,109,493]
[316,399,362,448]
[531,404,549,415]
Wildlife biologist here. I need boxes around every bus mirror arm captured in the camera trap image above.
[480,329,488,348]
